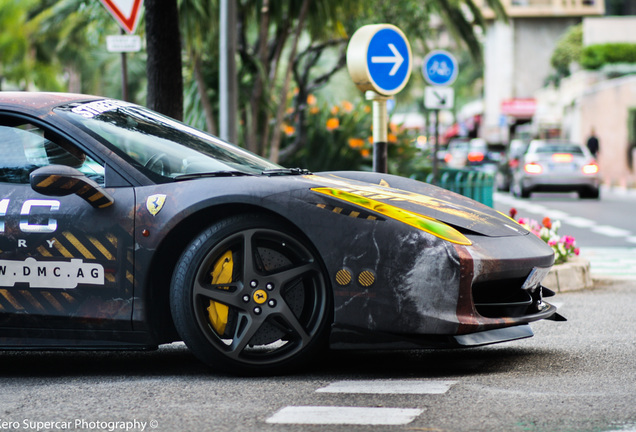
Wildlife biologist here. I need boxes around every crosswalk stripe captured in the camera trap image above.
[316,379,457,394]
[266,379,455,426]
[580,247,636,279]
[591,226,632,237]
[265,406,424,425]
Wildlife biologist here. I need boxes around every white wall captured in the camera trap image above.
[583,16,636,45]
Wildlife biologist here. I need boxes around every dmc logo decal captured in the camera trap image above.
[146,194,167,216]
[0,257,104,289]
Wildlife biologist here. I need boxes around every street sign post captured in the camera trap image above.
[422,50,458,87]
[347,24,412,173]
[106,35,142,53]
[98,0,143,34]
[425,86,454,110]
[99,0,143,102]
[422,50,458,184]
[347,24,412,96]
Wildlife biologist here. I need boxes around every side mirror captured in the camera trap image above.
[30,165,114,209]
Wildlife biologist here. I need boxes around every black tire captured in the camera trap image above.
[512,181,530,198]
[579,187,600,199]
[170,214,332,375]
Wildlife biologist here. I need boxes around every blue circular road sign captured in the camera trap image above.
[422,50,458,86]
[347,24,412,96]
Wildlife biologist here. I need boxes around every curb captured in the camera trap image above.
[544,256,593,293]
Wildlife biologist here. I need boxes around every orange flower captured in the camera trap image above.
[348,138,364,149]
[542,217,552,229]
[361,149,370,158]
[326,117,340,131]
[309,106,320,114]
[331,105,340,115]
[283,124,295,136]
[363,105,371,114]
[341,101,354,112]
[388,133,398,143]
[307,94,317,105]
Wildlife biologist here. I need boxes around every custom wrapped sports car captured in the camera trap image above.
[0,92,564,374]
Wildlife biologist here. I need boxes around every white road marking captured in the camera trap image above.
[543,209,570,219]
[591,226,632,237]
[495,192,635,241]
[566,217,596,228]
[316,379,457,394]
[580,247,636,279]
[266,406,424,425]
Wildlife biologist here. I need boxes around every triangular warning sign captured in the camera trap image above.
[99,0,143,34]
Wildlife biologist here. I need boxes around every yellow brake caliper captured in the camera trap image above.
[207,250,233,335]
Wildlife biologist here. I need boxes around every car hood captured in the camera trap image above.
[301,172,527,238]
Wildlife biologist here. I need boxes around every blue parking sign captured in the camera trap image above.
[423,50,458,86]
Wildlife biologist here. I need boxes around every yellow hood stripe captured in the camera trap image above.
[312,187,471,245]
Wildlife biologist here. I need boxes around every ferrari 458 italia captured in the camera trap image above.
[0,92,564,374]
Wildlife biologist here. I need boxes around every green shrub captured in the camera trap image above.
[581,43,636,70]
[281,96,432,177]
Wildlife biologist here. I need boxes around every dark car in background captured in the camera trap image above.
[496,139,529,191]
[444,138,499,173]
[511,139,600,199]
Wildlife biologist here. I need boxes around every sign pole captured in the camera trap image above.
[366,91,390,173]
[422,50,458,185]
[433,109,439,184]
[120,29,129,101]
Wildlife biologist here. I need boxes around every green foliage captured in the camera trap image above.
[0,0,146,99]
[581,43,636,70]
[282,96,431,177]
[550,24,582,78]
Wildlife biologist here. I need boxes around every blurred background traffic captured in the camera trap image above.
[1,0,635,201]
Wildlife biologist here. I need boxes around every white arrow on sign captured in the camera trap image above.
[371,44,404,76]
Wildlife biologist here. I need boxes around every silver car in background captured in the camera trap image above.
[511,139,600,199]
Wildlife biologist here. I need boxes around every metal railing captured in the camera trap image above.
[424,169,495,207]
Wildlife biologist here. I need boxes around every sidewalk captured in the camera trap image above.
[545,254,636,293]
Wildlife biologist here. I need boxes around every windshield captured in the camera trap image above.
[530,142,584,155]
[55,99,282,181]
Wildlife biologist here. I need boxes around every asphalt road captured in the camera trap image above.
[493,187,636,248]
[2,187,635,432]
[1,278,635,432]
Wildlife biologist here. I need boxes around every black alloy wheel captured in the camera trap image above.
[170,214,331,375]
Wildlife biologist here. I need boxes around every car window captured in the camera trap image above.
[534,143,583,155]
[0,123,105,185]
[55,100,282,181]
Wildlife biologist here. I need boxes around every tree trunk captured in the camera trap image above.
[244,0,270,154]
[193,55,217,134]
[268,0,310,163]
[144,0,183,120]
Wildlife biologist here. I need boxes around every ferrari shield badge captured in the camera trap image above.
[146,194,167,216]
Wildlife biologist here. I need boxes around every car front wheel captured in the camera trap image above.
[170,214,332,375]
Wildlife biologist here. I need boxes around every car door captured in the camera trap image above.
[0,115,136,336]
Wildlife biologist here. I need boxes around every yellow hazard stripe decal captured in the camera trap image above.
[312,187,472,245]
